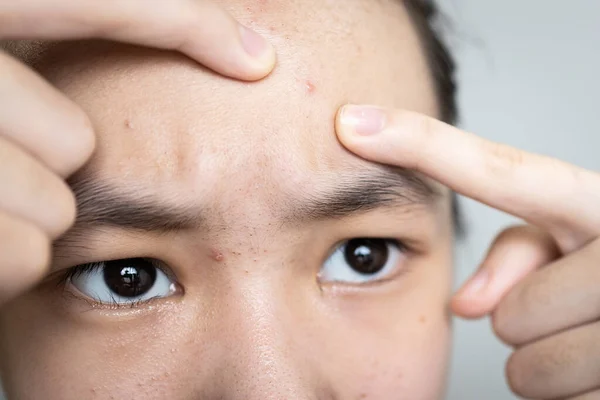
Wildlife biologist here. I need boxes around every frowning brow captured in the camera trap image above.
[285,166,440,222]
[66,167,441,233]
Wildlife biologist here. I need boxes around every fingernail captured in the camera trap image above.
[239,25,271,59]
[459,269,490,298]
[340,105,387,136]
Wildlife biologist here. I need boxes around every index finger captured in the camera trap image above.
[335,105,600,249]
[0,0,276,81]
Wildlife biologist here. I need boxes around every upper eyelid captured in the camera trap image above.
[63,258,179,284]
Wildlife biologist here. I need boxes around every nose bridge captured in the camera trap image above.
[214,273,312,400]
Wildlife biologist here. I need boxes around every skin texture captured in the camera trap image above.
[336,106,600,400]
[0,1,454,399]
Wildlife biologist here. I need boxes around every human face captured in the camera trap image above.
[0,1,454,399]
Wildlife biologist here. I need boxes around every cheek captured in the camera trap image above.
[315,260,452,399]
[0,297,201,400]
[0,252,452,400]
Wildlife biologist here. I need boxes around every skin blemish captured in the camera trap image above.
[419,315,427,324]
[210,248,224,262]
[305,80,316,94]
[124,119,134,129]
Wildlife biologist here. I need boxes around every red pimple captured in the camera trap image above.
[305,80,316,94]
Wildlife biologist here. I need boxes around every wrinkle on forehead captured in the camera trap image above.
[15,0,438,220]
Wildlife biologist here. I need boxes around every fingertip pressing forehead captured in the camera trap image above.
[5,0,441,213]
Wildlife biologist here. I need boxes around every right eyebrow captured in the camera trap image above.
[67,176,205,233]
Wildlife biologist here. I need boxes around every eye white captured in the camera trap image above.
[319,240,402,284]
[70,261,175,304]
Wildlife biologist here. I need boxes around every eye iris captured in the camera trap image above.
[344,239,389,275]
[103,259,157,297]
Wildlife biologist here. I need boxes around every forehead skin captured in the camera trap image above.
[0,1,453,400]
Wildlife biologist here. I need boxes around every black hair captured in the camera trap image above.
[402,0,463,235]
[403,0,458,124]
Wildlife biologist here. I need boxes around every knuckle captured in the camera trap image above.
[507,341,577,399]
[403,112,439,171]
[482,141,525,181]
[517,274,553,318]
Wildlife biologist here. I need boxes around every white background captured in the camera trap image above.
[443,1,600,399]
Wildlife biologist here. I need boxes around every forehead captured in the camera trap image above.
[25,0,437,217]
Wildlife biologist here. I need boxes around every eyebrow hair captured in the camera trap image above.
[286,166,440,222]
[65,167,441,234]
[68,176,204,232]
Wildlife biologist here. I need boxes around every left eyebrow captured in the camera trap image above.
[283,165,443,222]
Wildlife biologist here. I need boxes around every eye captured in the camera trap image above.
[319,238,405,284]
[67,258,178,305]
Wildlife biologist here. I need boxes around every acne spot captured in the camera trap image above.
[124,119,134,129]
[305,80,316,94]
[419,315,427,324]
[210,249,224,262]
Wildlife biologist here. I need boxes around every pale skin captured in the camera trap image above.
[336,106,600,399]
[0,1,596,399]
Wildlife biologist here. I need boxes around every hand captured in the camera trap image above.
[335,104,600,399]
[0,0,276,306]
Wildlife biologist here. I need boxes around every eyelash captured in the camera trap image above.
[58,259,168,310]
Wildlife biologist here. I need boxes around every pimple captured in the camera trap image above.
[305,80,316,94]
[210,248,224,262]
[124,118,134,129]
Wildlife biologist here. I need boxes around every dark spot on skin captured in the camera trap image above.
[419,315,427,324]
[305,80,316,94]
[124,119,134,129]
[359,394,367,399]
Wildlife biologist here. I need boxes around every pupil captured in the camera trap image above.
[103,258,157,297]
[344,238,389,275]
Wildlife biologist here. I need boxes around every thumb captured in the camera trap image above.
[451,225,560,319]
